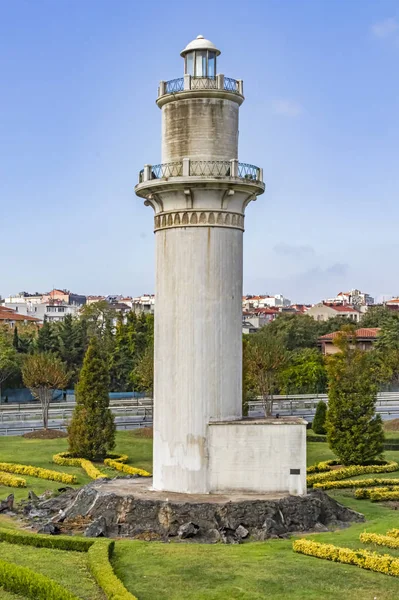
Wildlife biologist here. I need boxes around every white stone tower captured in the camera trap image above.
[136,36,306,496]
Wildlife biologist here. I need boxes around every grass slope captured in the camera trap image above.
[2,432,399,598]
[0,431,152,501]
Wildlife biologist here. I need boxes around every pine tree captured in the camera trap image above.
[110,314,133,391]
[312,401,327,435]
[12,327,19,352]
[325,329,384,465]
[36,320,57,353]
[68,336,115,460]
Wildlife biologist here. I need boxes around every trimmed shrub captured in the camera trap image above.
[0,558,79,599]
[52,453,107,480]
[312,401,327,435]
[369,489,399,502]
[0,471,26,488]
[0,528,94,552]
[307,461,399,487]
[360,532,399,549]
[104,458,150,477]
[314,477,399,490]
[0,462,76,484]
[293,538,399,577]
[88,540,137,600]
[355,486,399,499]
[68,336,115,460]
[387,528,399,538]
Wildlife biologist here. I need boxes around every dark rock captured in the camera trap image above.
[313,522,329,533]
[235,525,249,539]
[0,494,14,513]
[177,522,199,539]
[28,491,39,503]
[38,522,60,535]
[84,516,108,538]
[25,478,364,544]
[57,487,74,494]
[219,527,241,544]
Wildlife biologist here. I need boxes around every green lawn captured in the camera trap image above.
[3,433,399,598]
[0,431,152,502]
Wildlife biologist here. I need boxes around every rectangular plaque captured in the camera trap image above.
[290,468,301,475]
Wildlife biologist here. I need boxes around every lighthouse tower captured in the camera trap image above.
[136,36,306,496]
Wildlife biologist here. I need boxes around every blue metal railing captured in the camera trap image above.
[165,78,184,93]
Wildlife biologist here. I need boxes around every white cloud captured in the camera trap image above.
[273,99,303,117]
[371,17,398,39]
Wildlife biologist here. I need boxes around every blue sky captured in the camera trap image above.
[1,0,398,304]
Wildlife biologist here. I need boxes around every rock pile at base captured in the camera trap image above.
[22,478,364,543]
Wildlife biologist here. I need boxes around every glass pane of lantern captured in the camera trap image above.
[195,51,206,76]
[208,52,216,78]
[186,52,194,75]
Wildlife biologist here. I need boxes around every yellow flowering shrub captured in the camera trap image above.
[80,460,107,480]
[105,453,128,464]
[314,478,399,490]
[0,471,26,488]
[360,532,399,549]
[307,461,399,487]
[104,458,151,477]
[293,539,399,577]
[0,462,76,485]
[52,453,107,480]
[307,460,340,474]
[369,489,399,502]
[387,529,399,538]
[355,486,399,499]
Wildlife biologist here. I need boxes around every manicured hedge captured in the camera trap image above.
[307,461,399,487]
[355,486,399,499]
[104,458,151,477]
[0,471,26,488]
[88,540,137,600]
[293,538,399,577]
[360,532,399,549]
[0,558,79,600]
[53,453,107,480]
[314,477,399,490]
[0,528,94,552]
[0,462,76,485]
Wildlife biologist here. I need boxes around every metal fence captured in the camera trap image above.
[165,78,184,93]
[191,76,218,90]
[151,162,183,179]
[224,77,239,93]
[238,163,261,181]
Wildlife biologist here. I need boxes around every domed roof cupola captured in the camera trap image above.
[180,35,220,78]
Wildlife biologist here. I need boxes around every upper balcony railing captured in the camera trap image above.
[138,159,263,185]
[159,74,243,98]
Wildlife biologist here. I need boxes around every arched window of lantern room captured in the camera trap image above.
[184,50,217,78]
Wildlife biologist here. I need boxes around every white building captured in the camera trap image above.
[243,294,291,310]
[4,301,81,323]
[324,289,374,307]
[135,35,306,497]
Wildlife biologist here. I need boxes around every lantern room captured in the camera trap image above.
[180,34,221,78]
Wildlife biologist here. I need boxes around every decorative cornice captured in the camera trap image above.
[154,210,245,232]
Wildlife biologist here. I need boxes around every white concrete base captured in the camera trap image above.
[208,418,307,496]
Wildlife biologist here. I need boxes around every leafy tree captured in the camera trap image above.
[0,333,19,403]
[245,330,288,416]
[325,329,384,465]
[266,314,321,350]
[312,401,327,434]
[132,343,154,395]
[375,319,399,352]
[22,353,68,429]
[68,336,115,460]
[279,348,327,394]
[361,305,399,328]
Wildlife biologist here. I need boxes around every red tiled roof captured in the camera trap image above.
[325,304,358,313]
[0,308,40,323]
[319,328,380,341]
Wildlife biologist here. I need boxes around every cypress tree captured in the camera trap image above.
[326,330,384,465]
[68,336,115,460]
[36,320,57,353]
[12,327,19,352]
[312,401,327,435]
